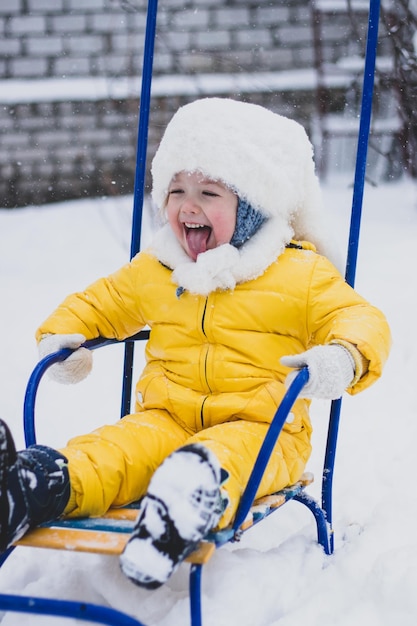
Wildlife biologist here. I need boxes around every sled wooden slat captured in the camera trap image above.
[14,526,217,565]
[15,527,217,564]
[16,527,129,555]
[101,508,140,521]
[15,473,314,563]
[239,473,314,531]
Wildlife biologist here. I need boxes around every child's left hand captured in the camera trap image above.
[38,333,93,385]
[280,344,355,400]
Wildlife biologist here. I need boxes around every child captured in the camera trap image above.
[0,98,391,589]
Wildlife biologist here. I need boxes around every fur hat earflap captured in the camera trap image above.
[151,97,339,268]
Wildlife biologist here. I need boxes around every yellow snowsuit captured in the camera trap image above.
[36,241,391,528]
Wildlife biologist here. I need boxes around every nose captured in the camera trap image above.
[180,195,201,215]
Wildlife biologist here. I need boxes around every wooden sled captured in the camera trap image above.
[2,342,324,626]
[0,0,382,623]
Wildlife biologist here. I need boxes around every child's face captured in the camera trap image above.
[166,171,238,261]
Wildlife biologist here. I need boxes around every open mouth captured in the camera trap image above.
[184,223,212,258]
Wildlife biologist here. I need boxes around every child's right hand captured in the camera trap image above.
[280,344,355,400]
[38,333,93,384]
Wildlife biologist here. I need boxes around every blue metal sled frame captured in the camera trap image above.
[0,0,380,623]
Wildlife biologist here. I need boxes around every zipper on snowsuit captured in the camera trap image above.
[200,297,212,429]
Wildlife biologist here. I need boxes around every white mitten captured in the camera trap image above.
[280,344,355,400]
[38,333,93,384]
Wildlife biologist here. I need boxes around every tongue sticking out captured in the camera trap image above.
[186,226,211,258]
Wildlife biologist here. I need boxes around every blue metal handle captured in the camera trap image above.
[24,337,124,447]
[121,0,159,419]
[323,0,381,555]
[232,367,309,532]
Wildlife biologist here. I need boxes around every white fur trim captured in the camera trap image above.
[150,213,292,295]
[151,98,341,269]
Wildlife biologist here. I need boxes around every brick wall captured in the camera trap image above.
[0,0,394,207]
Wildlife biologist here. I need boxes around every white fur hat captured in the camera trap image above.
[151,97,339,267]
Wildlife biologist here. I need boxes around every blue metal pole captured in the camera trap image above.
[322,0,381,553]
[345,0,381,289]
[189,565,203,626]
[120,0,158,417]
[23,339,118,446]
[232,368,309,532]
[129,0,159,260]
[0,594,147,626]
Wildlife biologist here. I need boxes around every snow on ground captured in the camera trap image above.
[0,175,417,625]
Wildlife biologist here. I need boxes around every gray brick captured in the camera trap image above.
[293,4,313,24]
[54,145,91,160]
[26,36,64,56]
[194,0,220,6]
[0,38,22,56]
[0,162,14,176]
[152,53,174,73]
[113,128,134,143]
[2,133,30,147]
[162,0,203,8]
[68,0,106,10]
[35,130,73,146]
[10,57,48,77]
[57,102,75,116]
[0,0,23,15]
[0,115,14,130]
[214,8,250,27]
[93,54,133,75]
[163,31,192,51]
[124,13,147,32]
[179,53,216,73]
[96,144,131,160]
[258,47,294,71]
[53,56,90,76]
[52,160,74,175]
[27,0,65,11]
[99,112,121,127]
[67,35,104,54]
[13,103,32,119]
[36,102,54,117]
[172,8,210,29]
[194,30,231,49]
[17,146,49,161]
[16,115,55,130]
[58,114,88,129]
[255,6,290,25]
[235,28,271,48]
[294,46,318,66]
[217,50,256,72]
[35,162,55,176]
[90,13,128,33]
[111,33,144,54]
[51,15,87,33]
[78,128,112,143]
[9,15,46,34]
[278,25,312,45]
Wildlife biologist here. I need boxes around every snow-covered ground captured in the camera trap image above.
[0,175,416,625]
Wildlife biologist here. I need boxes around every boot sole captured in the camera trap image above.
[0,419,17,552]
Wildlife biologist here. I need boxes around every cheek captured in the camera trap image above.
[166,203,178,227]
[213,210,236,243]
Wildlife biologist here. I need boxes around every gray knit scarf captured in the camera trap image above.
[229,197,267,248]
